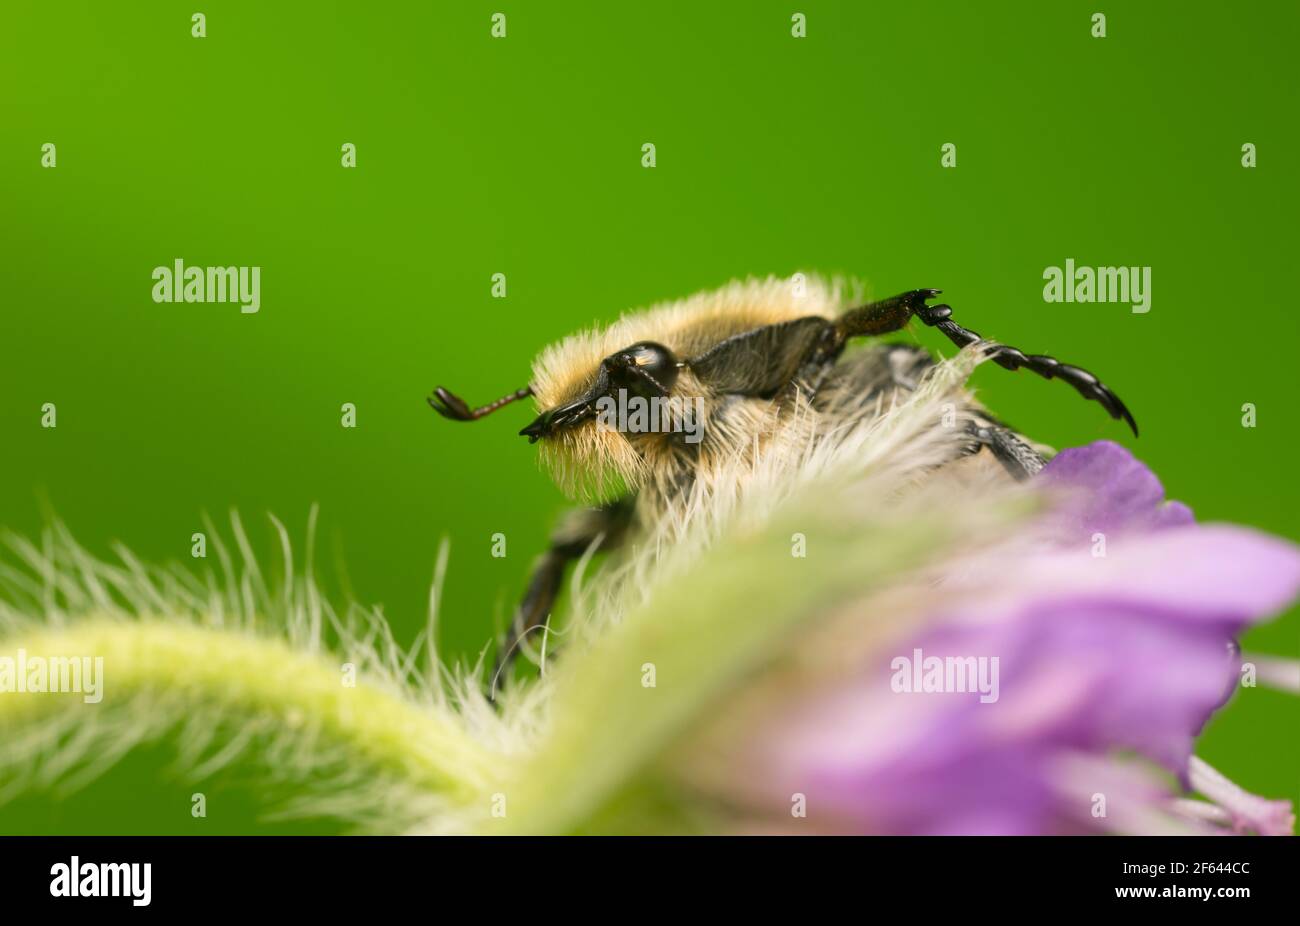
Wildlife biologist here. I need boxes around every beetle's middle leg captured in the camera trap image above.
[493,498,634,690]
[965,422,1045,480]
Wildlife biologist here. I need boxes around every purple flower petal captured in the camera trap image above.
[1040,440,1195,537]
[703,442,1300,835]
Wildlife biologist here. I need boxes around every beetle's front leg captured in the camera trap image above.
[838,290,1138,435]
[493,498,634,691]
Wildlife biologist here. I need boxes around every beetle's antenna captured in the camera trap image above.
[428,385,533,422]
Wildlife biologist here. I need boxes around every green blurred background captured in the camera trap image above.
[1,1,1295,832]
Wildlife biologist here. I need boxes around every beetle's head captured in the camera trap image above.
[431,340,696,501]
[517,341,681,443]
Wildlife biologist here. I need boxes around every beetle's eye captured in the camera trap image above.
[609,341,679,398]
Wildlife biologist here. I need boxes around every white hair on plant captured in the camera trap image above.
[0,512,525,832]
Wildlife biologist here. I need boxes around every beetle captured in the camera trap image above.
[429,278,1135,680]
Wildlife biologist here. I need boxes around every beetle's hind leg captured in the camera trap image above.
[837,290,1137,436]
